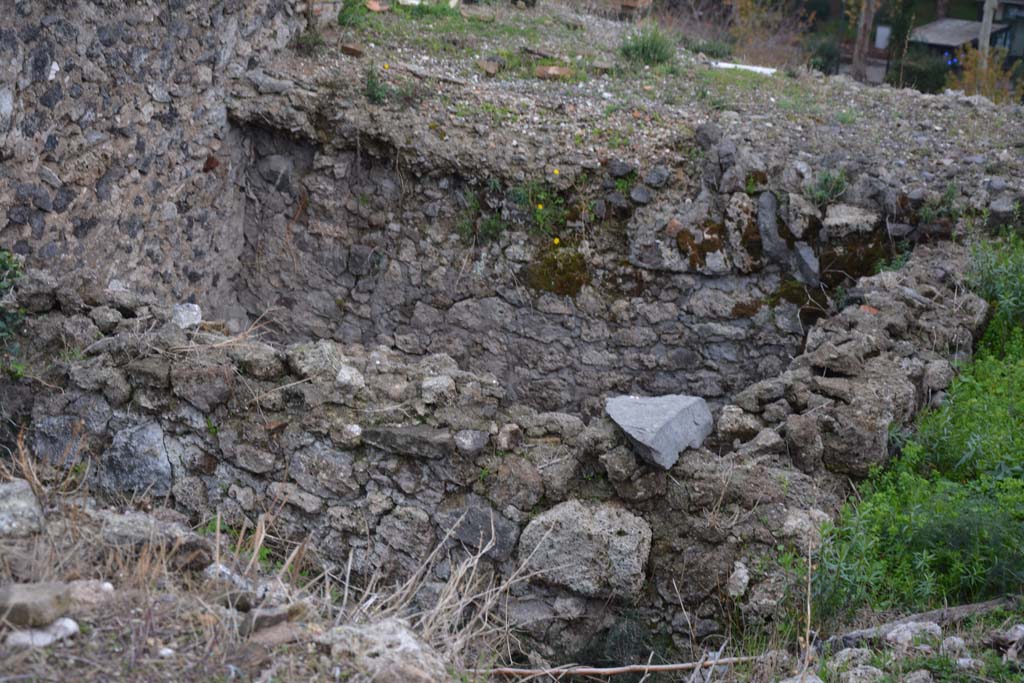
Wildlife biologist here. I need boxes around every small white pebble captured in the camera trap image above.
[158,647,175,658]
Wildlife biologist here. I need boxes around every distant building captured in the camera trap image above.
[909,18,1010,64]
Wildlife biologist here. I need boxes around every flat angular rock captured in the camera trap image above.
[823,204,880,241]
[0,583,71,627]
[435,493,519,561]
[605,394,713,469]
[363,424,454,459]
[0,479,44,538]
[453,429,489,455]
[341,43,365,58]
[90,509,213,571]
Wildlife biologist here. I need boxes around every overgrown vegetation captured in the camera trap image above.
[620,26,676,66]
[337,0,371,28]
[815,235,1024,621]
[967,232,1024,355]
[512,181,568,238]
[886,46,949,94]
[806,169,847,209]
[364,64,390,104]
[946,44,1024,104]
[1,249,24,378]
[804,33,840,74]
[456,190,508,245]
[918,183,960,225]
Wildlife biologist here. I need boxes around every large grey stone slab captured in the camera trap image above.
[605,394,713,469]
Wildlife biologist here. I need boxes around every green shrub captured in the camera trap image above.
[886,46,949,94]
[814,237,1024,619]
[395,2,461,19]
[337,0,370,28]
[806,169,847,209]
[912,338,1024,481]
[512,182,567,237]
[364,66,389,104]
[620,26,676,66]
[805,34,840,75]
[816,465,1024,617]
[0,249,23,342]
[966,235,1024,344]
[918,183,960,225]
[1,249,24,378]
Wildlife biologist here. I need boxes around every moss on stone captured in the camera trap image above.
[523,247,591,297]
[676,221,726,270]
[731,300,763,318]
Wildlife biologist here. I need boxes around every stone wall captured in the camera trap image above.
[1,241,988,660]
[6,1,979,414]
[226,114,807,412]
[1,0,304,321]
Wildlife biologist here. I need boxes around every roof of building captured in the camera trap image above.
[910,18,1009,48]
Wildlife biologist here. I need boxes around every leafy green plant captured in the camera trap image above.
[805,33,840,74]
[1,249,24,377]
[364,65,390,104]
[968,233,1024,338]
[512,182,567,237]
[814,238,1024,620]
[614,174,636,196]
[835,109,857,125]
[337,0,370,28]
[620,26,676,66]
[477,214,507,242]
[806,169,847,209]
[456,190,508,245]
[918,183,960,225]
[396,2,462,20]
[873,243,911,273]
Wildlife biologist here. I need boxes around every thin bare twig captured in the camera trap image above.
[477,656,761,680]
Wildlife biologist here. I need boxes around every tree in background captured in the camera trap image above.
[850,0,879,81]
[727,0,813,65]
[978,0,997,74]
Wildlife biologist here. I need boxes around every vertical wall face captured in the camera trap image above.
[230,120,807,412]
[0,0,302,320]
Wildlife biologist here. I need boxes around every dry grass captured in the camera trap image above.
[0,436,534,682]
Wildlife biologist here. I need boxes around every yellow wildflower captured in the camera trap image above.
[553,237,560,246]
[383,63,389,70]
[537,203,544,210]
[553,168,560,175]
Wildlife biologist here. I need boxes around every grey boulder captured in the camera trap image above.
[98,422,174,496]
[0,479,44,537]
[518,500,651,600]
[605,394,713,469]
